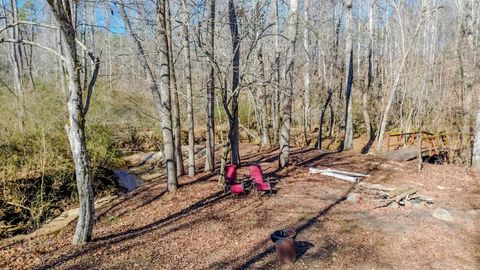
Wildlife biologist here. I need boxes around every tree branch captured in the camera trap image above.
[0,37,65,61]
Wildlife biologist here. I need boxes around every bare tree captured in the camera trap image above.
[361,0,376,154]
[279,0,298,168]
[302,0,311,146]
[204,0,216,172]
[4,0,24,131]
[255,1,270,148]
[47,0,96,245]
[272,0,281,146]
[376,6,426,152]
[182,0,195,176]
[343,0,354,151]
[118,0,177,191]
[226,0,240,165]
[166,0,184,176]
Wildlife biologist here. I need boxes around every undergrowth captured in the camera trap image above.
[0,82,161,239]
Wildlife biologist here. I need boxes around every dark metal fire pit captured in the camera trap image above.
[271,229,297,264]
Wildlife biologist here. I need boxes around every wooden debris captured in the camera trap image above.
[376,187,433,208]
[309,168,370,183]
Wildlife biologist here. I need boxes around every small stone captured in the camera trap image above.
[432,207,453,222]
[389,202,399,209]
[346,193,360,203]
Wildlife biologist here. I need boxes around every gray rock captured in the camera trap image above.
[346,193,360,203]
[388,202,400,209]
[432,207,453,222]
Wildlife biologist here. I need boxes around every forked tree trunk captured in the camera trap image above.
[204,0,216,172]
[343,0,354,151]
[279,0,298,168]
[47,0,94,245]
[166,1,184,176]
[182,0,196,176]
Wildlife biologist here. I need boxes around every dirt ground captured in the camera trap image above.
[1,145,480,270]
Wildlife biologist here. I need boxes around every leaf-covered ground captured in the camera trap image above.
[1,145,480,269]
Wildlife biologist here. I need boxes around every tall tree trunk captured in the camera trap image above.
[272,0,280,146]
[228,0,240,165]
[182,0,196,176]
[47,0,94,245]
[254,1,270,148]
[166,0,184,176]
[279,0,298,168]
[458,0,475,165]
[118,0,177,191]
[361,0,375,154]
[156,0,178,191]
[204,0,216,172]
[343,0,354,151]
[303,0,311,147]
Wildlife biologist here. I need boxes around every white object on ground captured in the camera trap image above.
[309,167,370,183]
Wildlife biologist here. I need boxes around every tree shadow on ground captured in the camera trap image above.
[213,184,357,270]
[36,190,229,270]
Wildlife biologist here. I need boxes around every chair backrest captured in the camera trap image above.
[225,164,237,185]
[250,164,265,184]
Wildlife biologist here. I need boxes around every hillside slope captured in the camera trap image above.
[1,145,479,269]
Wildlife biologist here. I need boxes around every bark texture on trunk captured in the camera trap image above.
[258,47,271,148]
[182,0,196,176]
[279,0,298,168]
[205,0,216,172]
[343,0,354,151]
[303,0,311,147]
[361,0,375,154]
[47,0,94,245]
[228,0,240,165]
[166,1,184,176]
[118,0,177,191]
[157,0,178,191]
[272,0,280,146]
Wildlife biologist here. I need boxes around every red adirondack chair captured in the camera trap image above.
[225,164,245,195]
[249,164,272,193]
